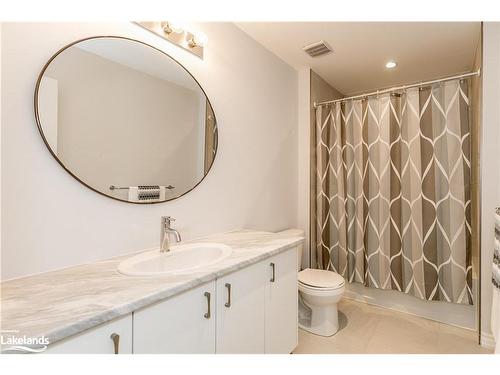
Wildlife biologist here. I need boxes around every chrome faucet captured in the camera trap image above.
[160,216,181,253]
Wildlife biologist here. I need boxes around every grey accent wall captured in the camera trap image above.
[309,71,343,267]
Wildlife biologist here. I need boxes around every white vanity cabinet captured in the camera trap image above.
[42,246,299,354]
[45,314,132,354]
[132,247,298,354]
[216,261,267,353]
[133,281,216,354]
[214,246,298,354]
[265,248,298,354]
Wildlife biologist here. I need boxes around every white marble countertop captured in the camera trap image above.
[1,230,303,346]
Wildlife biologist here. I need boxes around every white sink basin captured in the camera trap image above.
[118,243,232,276]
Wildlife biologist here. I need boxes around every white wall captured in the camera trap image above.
[0,23,3,282]
[1,22,298,280]
[480,22,500,347]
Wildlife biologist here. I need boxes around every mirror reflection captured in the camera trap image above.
[36,36,217,203]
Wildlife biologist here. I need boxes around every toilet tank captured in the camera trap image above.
[277,229,305,271]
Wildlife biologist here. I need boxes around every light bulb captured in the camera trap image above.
[385,60,397,69]
[188,32,208,48]
[160,21,184,35]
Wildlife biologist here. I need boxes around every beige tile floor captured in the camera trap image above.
[293,299,492,354]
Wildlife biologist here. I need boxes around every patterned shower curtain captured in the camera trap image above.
[314,79,472,304]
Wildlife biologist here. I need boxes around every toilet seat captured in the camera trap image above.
[298,268,345,290]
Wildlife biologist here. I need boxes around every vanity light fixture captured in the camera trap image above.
[135,21,207,59]
[385,60,397,69]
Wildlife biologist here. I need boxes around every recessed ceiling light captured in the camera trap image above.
[385,61,397,69]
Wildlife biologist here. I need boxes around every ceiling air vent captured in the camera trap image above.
[302,40,333,57]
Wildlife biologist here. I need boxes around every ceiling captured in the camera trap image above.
[236,22,481,95]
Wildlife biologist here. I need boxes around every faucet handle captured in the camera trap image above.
[161,216,175,227]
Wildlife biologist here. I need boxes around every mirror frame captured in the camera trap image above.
[34,35,218,204]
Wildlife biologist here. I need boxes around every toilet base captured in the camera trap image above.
[299,302,339,337]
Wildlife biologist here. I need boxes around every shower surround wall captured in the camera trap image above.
[1,22,299,280]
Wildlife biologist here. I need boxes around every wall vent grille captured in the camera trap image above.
[302,40,333,57]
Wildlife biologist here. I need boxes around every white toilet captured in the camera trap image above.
[278,229,345,337]
[298,268,345,336]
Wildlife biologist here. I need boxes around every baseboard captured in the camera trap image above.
[480,332,496,349]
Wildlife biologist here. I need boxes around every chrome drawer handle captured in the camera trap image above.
[270,262,276,282]
[225,283,231,308]
[110,333,120,354]
[204,292,211,319]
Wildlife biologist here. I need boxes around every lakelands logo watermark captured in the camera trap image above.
[1,330,49,353]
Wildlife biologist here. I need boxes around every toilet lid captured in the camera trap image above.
[298,268,345,289]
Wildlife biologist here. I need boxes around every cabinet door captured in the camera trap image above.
[216,261,266,353]
[265,247,298,354]
[44,314,132,354]
[133,281,216,353]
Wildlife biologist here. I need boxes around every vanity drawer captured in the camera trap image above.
[44,314,132,354]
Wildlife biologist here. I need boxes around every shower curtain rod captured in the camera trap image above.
[313,69,481,108]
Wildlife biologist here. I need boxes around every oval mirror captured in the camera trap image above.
[35,36,217,203]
